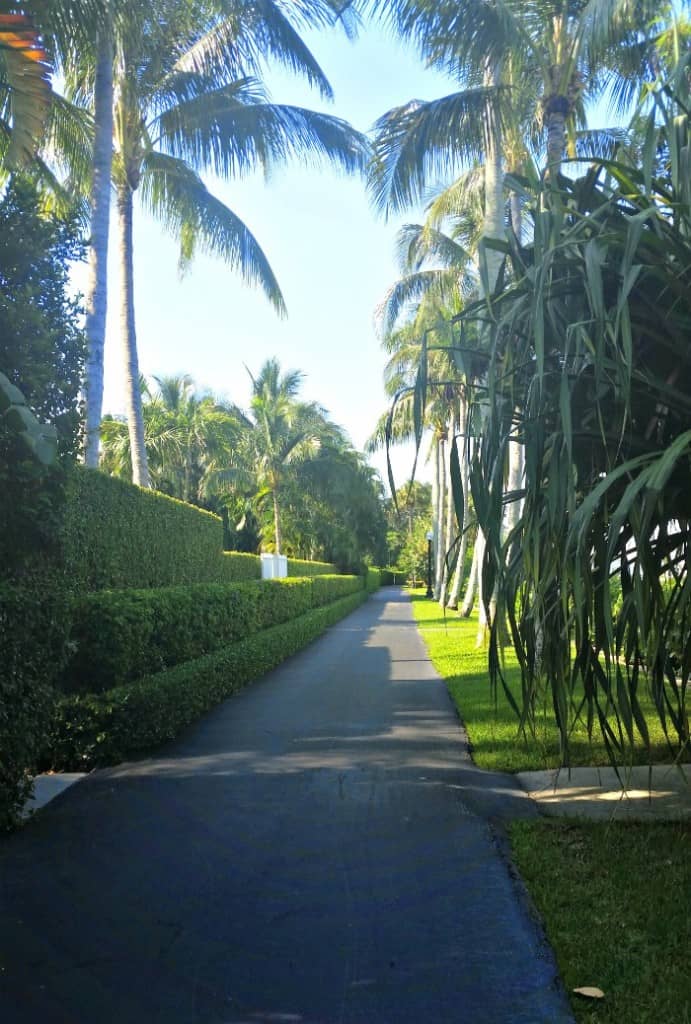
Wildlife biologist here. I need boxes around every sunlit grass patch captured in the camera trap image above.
[409,589,685,772]
[510,820,691,1024]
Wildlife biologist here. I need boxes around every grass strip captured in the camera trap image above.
[510,819,691,1024]
[409,590,684,772]
[409,589,691,1023]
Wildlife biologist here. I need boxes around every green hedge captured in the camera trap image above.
[61,575,362,693]
[365,567,382,592]
[311,574,363,606]
[49,591,368,770]
[220,551,261,580]
[287,558,336,577]
[0,573,70,830]
[61,467,225,590]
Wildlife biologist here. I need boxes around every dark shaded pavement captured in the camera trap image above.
[0,588,573,1023]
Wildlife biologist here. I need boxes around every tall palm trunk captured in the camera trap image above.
[439,412,457,607]
[117,183,150,487]
[470,59,504,633]
[460,533,479,617]
[273,488,282,553]
[434,433,446,599]
[430,432,440,592]
[83,25,114,466]
[481,59,504,293]
[448,393,469,609]
[545,103,567,177]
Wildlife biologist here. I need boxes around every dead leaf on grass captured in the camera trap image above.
[573,986,605,999]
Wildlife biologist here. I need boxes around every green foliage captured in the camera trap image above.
[49,591,368,770]
[99,375,248,503]
[219,551,261,581]
[287,558,336,577]
[365,567,382,592]
[61,575,363,693]
[411,593,687,772]
[0,369,72,830]
[311,573,364,605]
[61,466,225,590]
[0,573,70,830]
[453,67,691,767]
[62,582,259,692]
[0,177,85,457]
[384,481,433,579]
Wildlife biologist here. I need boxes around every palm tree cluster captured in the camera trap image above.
[0,0,367,484]
[367,1,691,762]
[101,358,388,567]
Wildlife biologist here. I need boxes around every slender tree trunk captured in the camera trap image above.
[273,489,282,554]
[83,25,114,466]
[117,183,150,487]
[545,108,566,178]
[481,59,505,293]
[448,394,470,609]
[430,432,440,592]
[434,434,446,599]
[470,61,503,633]
[505,435,523,538]
[460,533,479,617]
[440,413,457,607]
[475,528,488,644]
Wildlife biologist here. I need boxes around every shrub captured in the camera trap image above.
[60,576,363,693]
[61,467,224,590]
[0,392,71,830]
[49,591,368,769]
[365,567,382,592]
[311,574,363,606]
[287,558,336,577]
[220,551,261,581]
[61,582,260,692]
[0,572,70,830]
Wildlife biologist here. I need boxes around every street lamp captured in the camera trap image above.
[425,530,434,598]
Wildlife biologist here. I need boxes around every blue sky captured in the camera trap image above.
[75,21,459,491]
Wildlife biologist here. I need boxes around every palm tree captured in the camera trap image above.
[106,1,368,487]
[246,358,332,554]
[99,373,246,500]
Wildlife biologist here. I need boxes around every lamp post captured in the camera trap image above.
[425,530,434,598]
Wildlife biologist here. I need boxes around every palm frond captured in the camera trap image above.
[0,4,51,167]
[368,90,496,216]
[154,89,370,178]
[140,150,286,314]
[173,0,337,100]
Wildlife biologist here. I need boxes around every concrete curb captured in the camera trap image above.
[516,764,691,821]
[22,773,87,818]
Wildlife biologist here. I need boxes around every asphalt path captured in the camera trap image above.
[0,588,573,1024]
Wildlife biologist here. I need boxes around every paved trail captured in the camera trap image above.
[0,588,573,1023]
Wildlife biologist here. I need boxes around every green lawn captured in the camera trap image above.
[409,590,685,772]
[409,589,691,1024]
[511,820,691,1024]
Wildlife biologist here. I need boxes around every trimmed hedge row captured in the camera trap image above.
[287,558,337,577]
[62,575,364,693]
[220,551,261,580]
[0,573,70,830]
[61,468,347,591]
[62,467,224,590]
[365,567,383,592]
[49,590,368,770]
